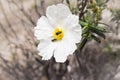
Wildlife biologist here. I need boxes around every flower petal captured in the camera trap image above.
[63,15,79,29]
[46,4,72,26]
[69,25,82,43]
[34,16,53,40]
[35,3,82,63]
[38,40,56,60]
[62,14,82,43]
[54,40,77,63]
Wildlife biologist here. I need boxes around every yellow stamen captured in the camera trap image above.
[52,27,64,41]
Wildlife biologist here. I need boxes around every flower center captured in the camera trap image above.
[52,27,64,41]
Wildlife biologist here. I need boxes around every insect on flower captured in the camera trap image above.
[34,3,82,63]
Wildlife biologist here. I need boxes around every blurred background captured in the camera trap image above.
[0,0,120,80]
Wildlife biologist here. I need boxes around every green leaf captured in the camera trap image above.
[79,21,87,26]
[79,37,88,50]
[82,27,89,34]
[90,26,107,32]
[96,26,107,32]
[91,34,101,43]
[89,26,106,39]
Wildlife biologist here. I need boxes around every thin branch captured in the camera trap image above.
[79,0,88,20]
[34,0,41,17]
[11,0,36,26]
[0,22,10,42]
[0,0,18,40]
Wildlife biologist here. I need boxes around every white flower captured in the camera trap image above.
[34,3,82,63]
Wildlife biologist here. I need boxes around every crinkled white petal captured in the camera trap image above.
[63,14,79,29]
[35,3,82,63]
[62,14,82,43]
[34,16,53,40]
[69,25,82,43]
[38,40,57,60]
[54,39,77,63]
[37,39,51,50]
[46,4,72,26]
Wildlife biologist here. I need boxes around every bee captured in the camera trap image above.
[56,31,62,35]
[52,39,57,42]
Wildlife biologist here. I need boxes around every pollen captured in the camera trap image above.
[52,27,64,41]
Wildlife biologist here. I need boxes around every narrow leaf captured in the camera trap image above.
[91,34,101,43]
[79,37,88,50]
[89,26,106,39]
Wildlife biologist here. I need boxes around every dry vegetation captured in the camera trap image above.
[0,0,120,80]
